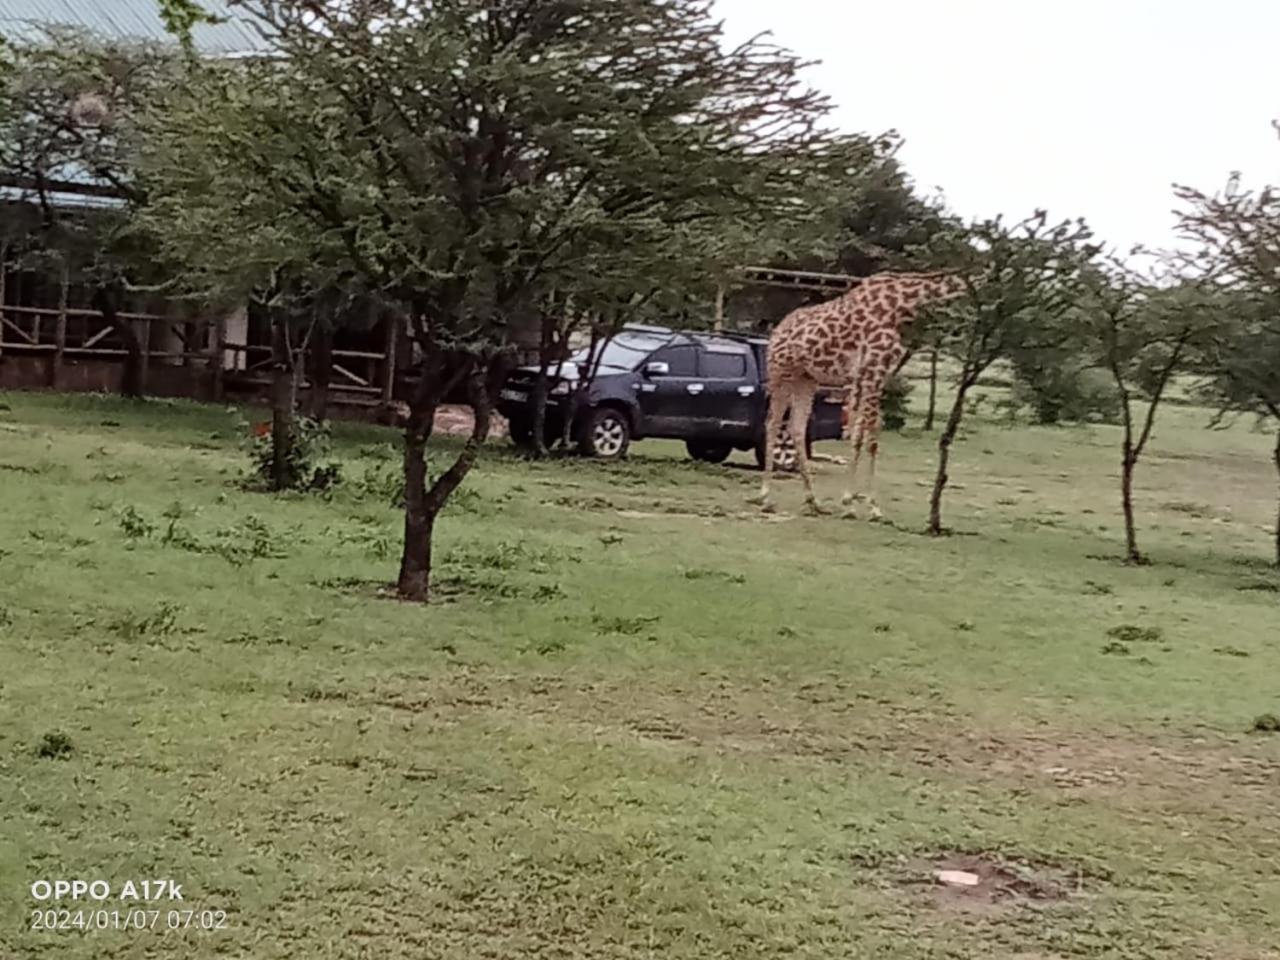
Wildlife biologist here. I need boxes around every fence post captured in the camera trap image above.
[0,242,7,361]
[381,312,399,402]
[50,261,69,388]
[209,312,225,402]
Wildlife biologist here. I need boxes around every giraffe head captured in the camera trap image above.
[900,270,971,304]
[859,270,971,326]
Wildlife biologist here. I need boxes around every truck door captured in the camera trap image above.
[696,347,756,443]
[636,342,701,437]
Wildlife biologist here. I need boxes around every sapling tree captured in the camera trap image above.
[1081,264,1220,564]
[915,212,1099,535]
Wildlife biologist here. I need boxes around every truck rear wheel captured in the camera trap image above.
[754,425,812,472]
[686,440,732,464]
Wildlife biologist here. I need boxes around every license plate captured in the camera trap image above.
[499,388,528,403]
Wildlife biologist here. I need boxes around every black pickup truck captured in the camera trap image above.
[496,325,845,467]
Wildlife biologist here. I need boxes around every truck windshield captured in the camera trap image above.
[571,331,672,373]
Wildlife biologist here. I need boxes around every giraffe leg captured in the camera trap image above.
[859,385,888,522]
[752,383,789,512]
[841,373,867,519]
[787,385,822,515]
[865,407,885,522]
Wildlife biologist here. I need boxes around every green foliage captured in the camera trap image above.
[1176,174,1280,425]
[881,373,914,431]
[108,601,182,640]
[155,0,221,50]
[1009,361,1121,425]
[33,730,74,760]
[117,504,155,539]
[917,212,1101,387]
[243,415,342,493]
[1105,624,1164,644]
[0,30,180,287]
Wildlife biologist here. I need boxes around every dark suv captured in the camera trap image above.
[496,325,845,466]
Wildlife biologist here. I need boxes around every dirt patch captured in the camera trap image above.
[898,852,1074,915]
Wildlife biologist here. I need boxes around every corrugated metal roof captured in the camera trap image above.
[0,185,126,210]
[0,0,271,56]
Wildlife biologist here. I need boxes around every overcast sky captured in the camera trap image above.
[713,0,1280,257]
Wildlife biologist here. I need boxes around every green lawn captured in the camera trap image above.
[1,387,1278,959]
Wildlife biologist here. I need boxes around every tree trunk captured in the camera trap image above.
[1121,446,1142,564]
[396,356,496,602]
[92,286,144,400]
[269,314,296,491]
[928,382,969,536]
[924,348,939,431]
[308,322,333,422]
[529,311,555,458]
[397,398,436,602]
[563,325,601,450]
[1273,428,1280,568]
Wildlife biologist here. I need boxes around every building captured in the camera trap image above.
[0,0,417,413]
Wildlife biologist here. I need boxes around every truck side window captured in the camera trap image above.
[701,351,747,379]
[649,345,698,376]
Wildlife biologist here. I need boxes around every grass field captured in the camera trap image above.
[1,382,1278,959]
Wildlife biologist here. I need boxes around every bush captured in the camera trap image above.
[1010,363,1120,425]
[881,373,914,431]
[244,414,342,492]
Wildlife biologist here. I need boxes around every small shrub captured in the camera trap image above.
[1010,362,1121,425]
[353,462,405,508]
[443,485,490,516]
[338,524,393,560]
[109,602,182,640]
[1250,713,1280,733]
[117,505,154,539]
[1106,624,1163,644]
[881,373,914,432]
[681,567,745,584]
[591,613,660,636]
[34,731,74,760]
[210,516,287,566]
[161,519,201,551]
[244,414,342,492]
[444,540,576,573]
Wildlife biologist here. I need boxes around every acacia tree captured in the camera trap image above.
[0,30,179,398]
[1079,265,1221,564]
[915,212,1099,535]
[1176,170,1280,564]
[166,0,871,602]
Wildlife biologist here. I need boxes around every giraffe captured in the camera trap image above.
[753,270,969,518]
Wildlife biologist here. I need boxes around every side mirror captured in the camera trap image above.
[643,361,670,377]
